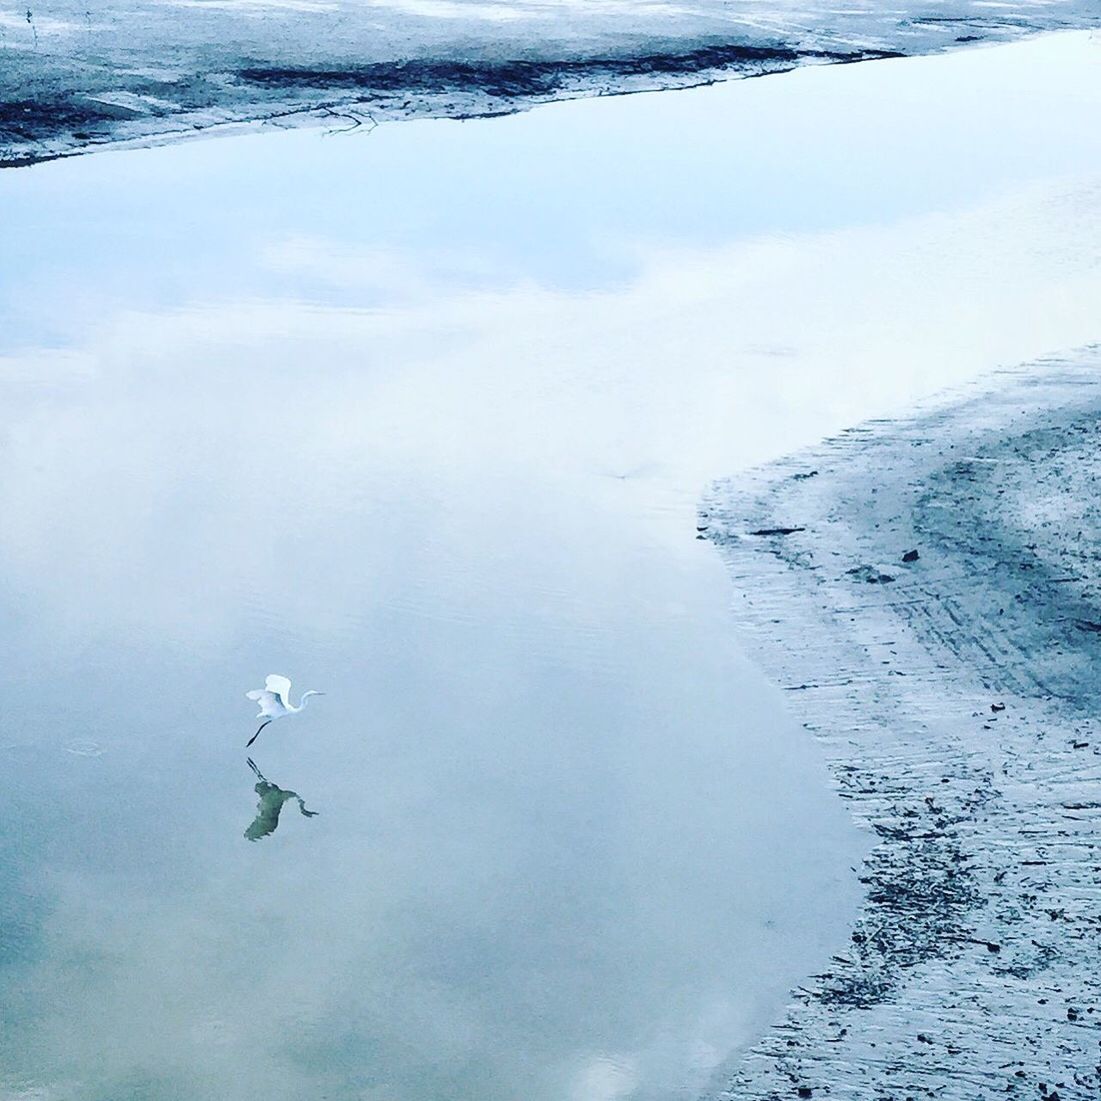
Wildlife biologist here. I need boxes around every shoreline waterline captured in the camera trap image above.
[4,5,1101,169]
[705,348,1101,1097]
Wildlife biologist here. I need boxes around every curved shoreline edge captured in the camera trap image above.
[4,14,1099,170]
[703,348,1101,1099]
[0,42,897,169]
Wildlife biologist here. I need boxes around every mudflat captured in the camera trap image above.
[4,0,1100,166]
[706,348,1101,1098]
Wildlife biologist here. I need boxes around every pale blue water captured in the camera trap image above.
[1,31,1099,1101]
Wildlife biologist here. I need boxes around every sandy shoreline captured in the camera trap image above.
[4,0,1100,169]
[0,42,893,170]
[703,348,1101,1098]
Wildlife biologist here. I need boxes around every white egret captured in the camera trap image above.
[246,674,324,747]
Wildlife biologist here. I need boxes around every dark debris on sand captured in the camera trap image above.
[704,348,1101,1099]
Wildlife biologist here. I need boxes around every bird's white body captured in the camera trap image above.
[245,675,323,746]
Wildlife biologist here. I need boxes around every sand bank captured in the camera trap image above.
[705,348,1101,1099]
[3,0,1099,167]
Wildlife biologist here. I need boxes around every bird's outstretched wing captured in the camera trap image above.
[264,674,293,708]
[246,689,283,717]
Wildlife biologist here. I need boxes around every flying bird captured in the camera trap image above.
[246,674,324,747]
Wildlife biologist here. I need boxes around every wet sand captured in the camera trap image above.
[705,348,1101,1098]
[3,0,1100,167]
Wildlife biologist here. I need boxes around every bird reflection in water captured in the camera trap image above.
[244,758,319,841]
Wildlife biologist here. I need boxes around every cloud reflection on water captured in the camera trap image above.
[0,32,1100,1101]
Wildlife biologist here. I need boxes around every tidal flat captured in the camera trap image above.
[3,0,1100,165]
[706,350,1101,1098]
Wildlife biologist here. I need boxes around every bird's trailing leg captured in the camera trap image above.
[246,719,272,748]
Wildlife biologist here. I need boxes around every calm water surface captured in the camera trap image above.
[1,32,1100,1101]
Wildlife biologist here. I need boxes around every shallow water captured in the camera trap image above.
[1,31,1100,1101]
